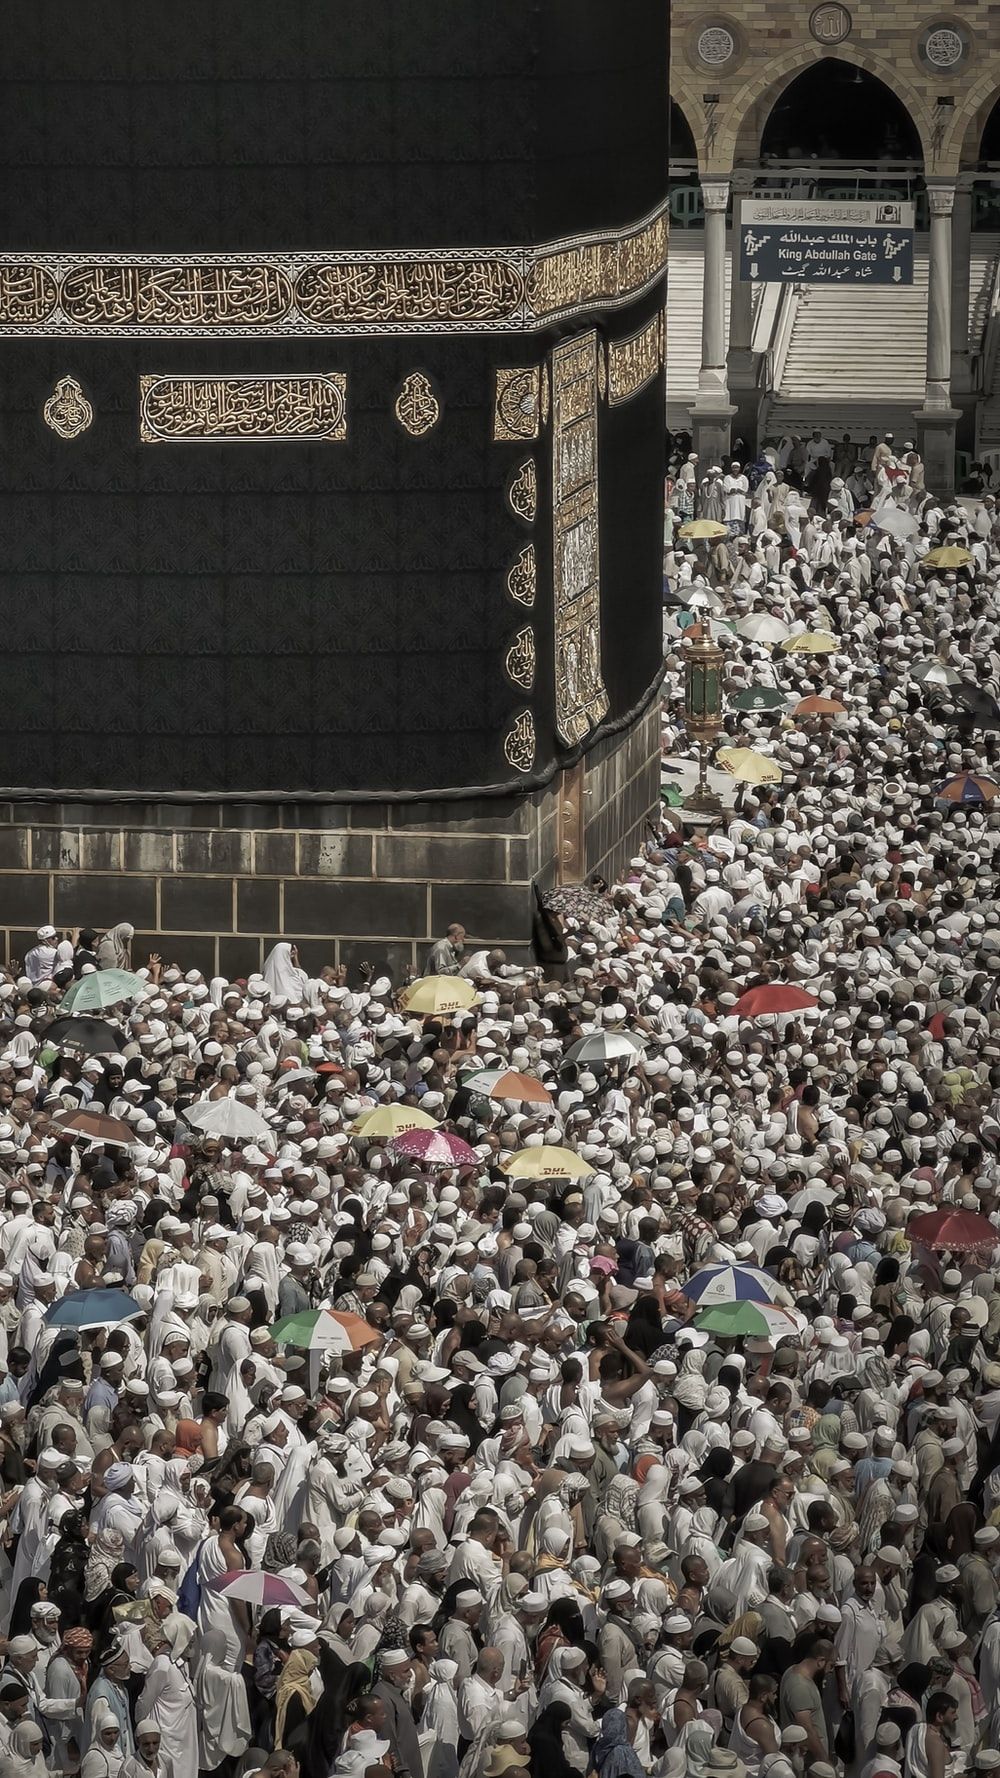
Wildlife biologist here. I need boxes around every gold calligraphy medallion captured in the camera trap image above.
[506,547,537,609]
[504,627,537,691]
[394,372,440,437]
[503,710,536,774]
[508,460,538,524]
[42,375,93,439]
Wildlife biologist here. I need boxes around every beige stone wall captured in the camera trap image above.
[670,4,999,177]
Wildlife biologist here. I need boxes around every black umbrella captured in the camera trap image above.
[950,684,1000,728]
[42,1015,123,1057]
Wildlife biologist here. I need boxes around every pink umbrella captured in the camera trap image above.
[210,1570,312,1607]
[388,1129,480,1167]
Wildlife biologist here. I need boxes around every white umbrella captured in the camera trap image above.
[564,1032,646,1065]
[911,660,962,687]
[872,506,919,541]
[735,614,791,645]
[185,1099,272,1142]
[787,1184,840,1216]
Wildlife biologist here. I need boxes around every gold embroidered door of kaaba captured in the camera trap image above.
[551,331,609,747]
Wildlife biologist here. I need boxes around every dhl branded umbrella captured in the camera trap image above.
[400,975,477,1017]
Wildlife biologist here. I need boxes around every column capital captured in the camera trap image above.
[701,178,731,212]
[926,180,957,219]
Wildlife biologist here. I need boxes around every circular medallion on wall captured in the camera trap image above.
[687,15,744,75]
[809,3,853,44]
[920,21,967,68]
[697,25,736,66]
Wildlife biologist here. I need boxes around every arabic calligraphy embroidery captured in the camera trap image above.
[494,367,542,441]
[139,374,347,442]
[503,710,536,774]
[508,461,538,525]
[504,627,536,691]
[393,372,440,438]
[42,375,93,440]
[551,332,608,748]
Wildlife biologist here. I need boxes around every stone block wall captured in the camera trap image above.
[0,708,660,981]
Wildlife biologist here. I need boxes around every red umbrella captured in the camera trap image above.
[908,1209,997,1253]
[734,986,818,1018]
[388,1129,480,1167]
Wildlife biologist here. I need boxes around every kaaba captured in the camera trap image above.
[0,1,668,977]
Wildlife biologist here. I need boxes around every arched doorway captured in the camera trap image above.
[760,58,922,162]
[670,99,697,163]
[979,94,1000,162]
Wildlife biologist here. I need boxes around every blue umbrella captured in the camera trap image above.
[44,1288,144,1330]
[679,1265,780,1307]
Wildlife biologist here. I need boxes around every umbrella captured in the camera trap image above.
[911,660,963,687]
[786,1184,840,1216]
[793,696,846,716]
[948,685,1000,727]
[853,509,873,527]
[270,1308,381,1351]
[717,748,782,785]
[502,1146,594,1181]
[678,519,728,539]
[694,1301,800,1340]
[388,1128,480,1167]
[53,1109,135,1146]
[735,614,791,645]
[922,545,971,569]
[44,1287,144,1330]
[185,1099,272,1142]
[43,1015,123,1058]
[401,976,477,1017]
[60,971,146,1013]
[680,1265,781,1306]
[210,1570,312,1608]
[907,1209,998,1253]
[350,1105,439,1139]
[734,985,818,1017]
[564,1032,646,1066]
[274,1067,317,1089]
[462,1069,554,1105]
[936,773,1000,804]
[686,587,726,612]
[731,687,787,712]
[780,632,838,654]
[872,506,919,540]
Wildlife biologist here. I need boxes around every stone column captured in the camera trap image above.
[690,176,737,466]
[950,180,973,397]
[728,174,759,453]
[914,179,961,496]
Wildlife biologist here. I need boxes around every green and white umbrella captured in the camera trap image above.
[60,970,146,1012]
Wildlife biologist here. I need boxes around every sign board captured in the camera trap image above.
[739,198,915,285]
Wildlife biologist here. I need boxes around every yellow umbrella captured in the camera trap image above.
[717,747,782,785]
[678,519,729,540]
[350,1105,439,1139]
[401,975,477,1017]
[780,632,838,654]
[922,545,971,569]
[502,1146,594,1181]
